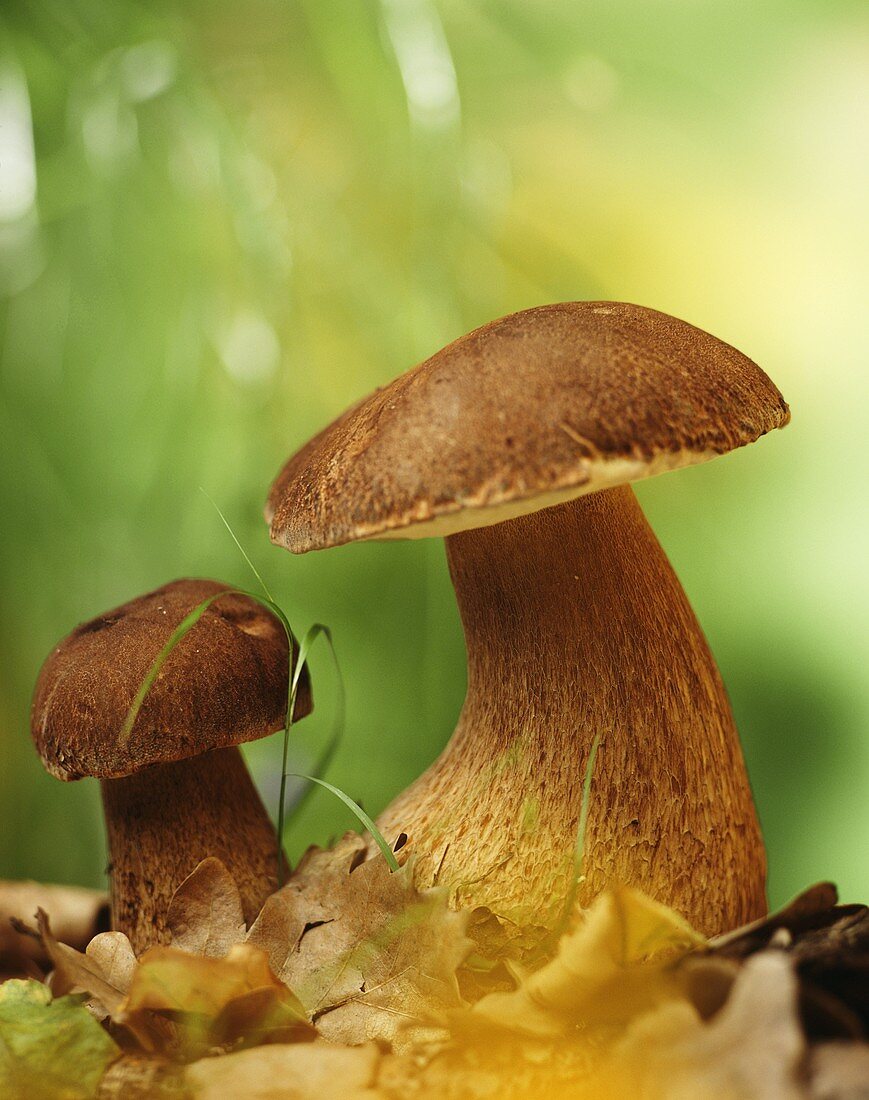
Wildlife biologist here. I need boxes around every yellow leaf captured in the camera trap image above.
[471,885,705,1036]
[0,979,119,1099]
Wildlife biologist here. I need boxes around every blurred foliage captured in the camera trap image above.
[0,0,866,908]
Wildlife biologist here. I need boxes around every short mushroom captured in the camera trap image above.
[265,302,789,940]
[31,579,311,953]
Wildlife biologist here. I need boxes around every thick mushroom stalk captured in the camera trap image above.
[378,486,766,938]
[101,748,278,952]
[265,302,789,945]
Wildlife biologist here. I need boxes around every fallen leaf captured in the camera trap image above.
[0,978,119,1099]
[0,880,108,979]
[118,942,312,1059]
[607,951,806,1100]
[168,858,247,958]
[185,1039,385,1099]
[808,1041,869,1099]
[83,933,138,1017]
[469,884,705,1037]
[711,882,840,954]
[709,883,869,1042]
[247,834,473,1047]
[96,1053,185,1099]
[38,911,130,1018]
[123,943,283,1017]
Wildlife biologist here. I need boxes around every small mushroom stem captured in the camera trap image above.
[378,485,766,939]
[101,746,279,953]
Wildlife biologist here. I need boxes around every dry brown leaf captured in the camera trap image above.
[711,883,840,954]
[37,910,130,1017]
[86,933,137,990]
[79,932,138,1022]
[247,834,473,1048]
[168,858,247,958]
[185,1039,385,1099]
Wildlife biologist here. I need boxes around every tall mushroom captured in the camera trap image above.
[31,579,311,953]
[266,302,789,940]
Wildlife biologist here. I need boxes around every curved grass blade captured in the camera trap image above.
[118,590,231,747]
[200,488,274,603]
[283,629,345,821]
[274,623,345,881]
[122,503,349,882]
[290,774,399,873]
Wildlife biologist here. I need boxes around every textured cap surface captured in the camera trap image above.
[32,579,312,780]
[267,302,789,552]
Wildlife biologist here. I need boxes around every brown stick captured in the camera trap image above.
[378,485,766,941]
[101,746,279,953]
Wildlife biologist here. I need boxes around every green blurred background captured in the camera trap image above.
[1,0,866,910]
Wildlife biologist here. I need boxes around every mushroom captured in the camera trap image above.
[265,302,789,940]
[31,579,311,953]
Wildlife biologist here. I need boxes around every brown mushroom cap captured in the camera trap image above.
[267,301,790,553]
[32,579,312,781]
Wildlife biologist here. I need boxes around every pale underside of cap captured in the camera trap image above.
[267,302,790,553]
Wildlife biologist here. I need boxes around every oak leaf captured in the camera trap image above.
[167,857,246,958]
[247,834,473,1047]
[37,911,132,1018]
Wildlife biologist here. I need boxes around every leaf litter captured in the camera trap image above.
[3,853,868,1098]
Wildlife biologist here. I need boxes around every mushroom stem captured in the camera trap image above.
[101,746,279,953]
[378,484,766,939]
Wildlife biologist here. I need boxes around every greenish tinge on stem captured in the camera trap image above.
[554,730,603,939]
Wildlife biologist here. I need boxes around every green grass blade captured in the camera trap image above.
[200,488,274,603]
[118,591,232,747]
[284,628,345,820]
[290,774,399,872]
[117,493,346,886]
[274,623,348,880]
[554,731,602,938]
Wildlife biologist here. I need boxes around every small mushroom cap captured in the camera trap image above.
[32,579,312,781]
[267,302,789,553]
